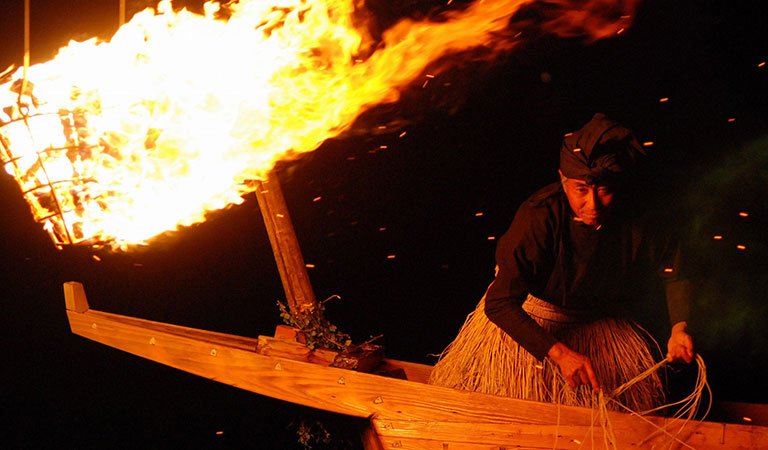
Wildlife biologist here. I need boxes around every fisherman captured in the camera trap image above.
[429,113,694,411]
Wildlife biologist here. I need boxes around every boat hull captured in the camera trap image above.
[65,282,767,449]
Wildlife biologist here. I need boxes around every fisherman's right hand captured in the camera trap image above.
[547,342,600,391]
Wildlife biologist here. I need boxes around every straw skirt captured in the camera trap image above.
[429,295,664,412]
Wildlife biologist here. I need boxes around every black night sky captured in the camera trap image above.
[1,0,767,448]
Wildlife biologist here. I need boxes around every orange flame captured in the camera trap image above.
[0,0,635,249]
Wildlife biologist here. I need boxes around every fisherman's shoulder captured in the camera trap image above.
[510,182,564,228]
[522,182,564,212]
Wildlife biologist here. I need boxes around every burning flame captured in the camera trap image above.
[0,0,634,249]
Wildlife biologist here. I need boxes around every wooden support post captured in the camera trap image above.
[254,171,317,317]
[64,281,89,313]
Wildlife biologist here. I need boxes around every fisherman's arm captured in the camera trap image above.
[660,239,695,363]
[485,202,600,389]
[665,279,694,363]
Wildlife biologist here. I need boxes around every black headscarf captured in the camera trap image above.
[560,113,645,184]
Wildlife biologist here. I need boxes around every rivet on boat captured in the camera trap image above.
[210,348,217,357]
[274,362,282,371]
[392,440,402,447]
[91,323,97,329]
[149,337,156,345]
[374,396,383,404]
[337,377,345,385]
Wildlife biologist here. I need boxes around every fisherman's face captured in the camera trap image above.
[559,171,614,227]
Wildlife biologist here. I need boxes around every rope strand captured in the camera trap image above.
[596,354,709,449]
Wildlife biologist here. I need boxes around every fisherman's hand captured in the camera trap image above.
[667,321,694,363]
[547,342,600,391]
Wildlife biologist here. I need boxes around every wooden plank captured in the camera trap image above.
[254,172,317,316]
[373,418,606,449]
[274,324,303,341]
[72,308,261,351]
[256,334,339,366]
[375,435,550,449]
[372,417,768,449]
[65,305,768,448]
[722,422,768,449]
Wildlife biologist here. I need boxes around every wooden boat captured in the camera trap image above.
[64,281,768,449]
[64,174,768,448]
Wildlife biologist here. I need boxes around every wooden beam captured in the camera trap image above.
[254,171,317,316]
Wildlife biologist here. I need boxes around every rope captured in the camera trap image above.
[586,354,710,449]
[610,358,667,399]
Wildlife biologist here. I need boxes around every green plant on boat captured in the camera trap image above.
[277,294,352,351]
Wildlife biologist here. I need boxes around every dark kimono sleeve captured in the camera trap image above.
[484,202,558,361]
